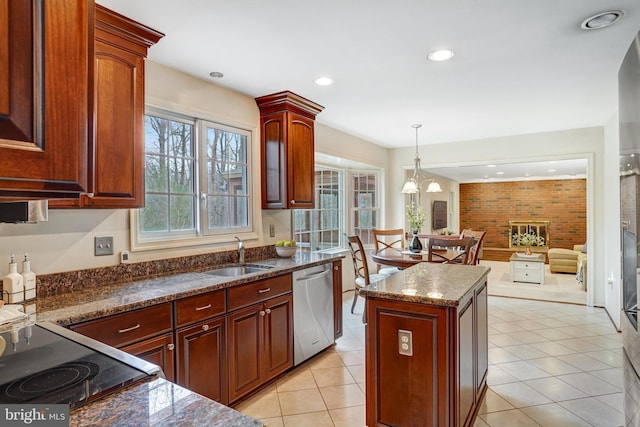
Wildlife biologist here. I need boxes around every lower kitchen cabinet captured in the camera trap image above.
[121,332,175,383]
[228,293,293,403]
[176,316,227,404]
[333,260,343,339]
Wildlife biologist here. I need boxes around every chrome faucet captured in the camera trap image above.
[235,236,245,264]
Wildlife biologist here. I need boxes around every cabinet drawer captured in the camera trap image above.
[513,269,542,283]
[228,274,292,311]
[512,261,541,270]
[175,290,226,327]
[71,303,172,348]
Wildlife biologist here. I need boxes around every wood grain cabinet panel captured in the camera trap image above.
[176,316,227,404]
[0,0,93,199]
[70,303,173,348]
[366,279,489,427]
[333,260,343,339]
[228,293,293,403]
[121,332,175,383]
[255,91,323,209]
[51,5,163,208]
[175,289,226,327]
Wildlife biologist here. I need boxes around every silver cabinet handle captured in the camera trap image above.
[118,324,140,334]
[195,304,212,311]
[258,288,271,294]
[259,310,266,317]
[167,343,175,351]
[265,308,271,315]
[202,324,210,331]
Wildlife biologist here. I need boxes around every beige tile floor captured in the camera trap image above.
[235,291,623,427]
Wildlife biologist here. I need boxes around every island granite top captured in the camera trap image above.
[359,262,491,306]
[32,251,343,326]
[70,378,262,427]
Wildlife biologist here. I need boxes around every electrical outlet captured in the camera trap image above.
[398,329,413,356]
[120,251,130,263]
[94,236,114,256]
[269,224,275,237]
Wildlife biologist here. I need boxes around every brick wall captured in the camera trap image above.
[460,179,586,261]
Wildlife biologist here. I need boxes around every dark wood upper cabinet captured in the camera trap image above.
[0,0,94,199]
[51,5,163,208]
[255,91,323,209]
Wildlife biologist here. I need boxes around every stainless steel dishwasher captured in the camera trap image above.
[293,263,334,366]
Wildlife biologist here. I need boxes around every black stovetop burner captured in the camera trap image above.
[0,322,159,409]
[1,360,99,404]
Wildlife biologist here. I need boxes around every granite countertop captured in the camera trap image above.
[359,262,491,306]
[34,251,342,326]
[70,378,262,427]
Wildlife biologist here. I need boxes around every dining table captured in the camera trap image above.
[371,247,467,268]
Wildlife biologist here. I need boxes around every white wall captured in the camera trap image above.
[603,113,622,328]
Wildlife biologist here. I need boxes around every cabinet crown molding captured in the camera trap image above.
[255,91,324,120]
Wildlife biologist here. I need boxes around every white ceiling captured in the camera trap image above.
[98,0,639,181]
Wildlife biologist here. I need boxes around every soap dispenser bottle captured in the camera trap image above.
[21,253,36,301]
[3,254,24,304]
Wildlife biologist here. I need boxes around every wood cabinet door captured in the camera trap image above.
[457,300,475,427]
[262,294,293,381]
[228,302,263,403]
[286,113,314,209]
[261,112,286,209]
[175,316,227,404]
[0,0,92,198]
[475,282,488,394]
[121,332,175,383]
[333,260,343,339]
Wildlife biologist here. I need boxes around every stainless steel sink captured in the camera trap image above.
[205,264,273,277]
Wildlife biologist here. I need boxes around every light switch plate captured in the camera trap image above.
[398,329,413,356]
[95,236,114,256]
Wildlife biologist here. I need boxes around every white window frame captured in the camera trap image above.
[130,107,256,251]
[350,171,381,248]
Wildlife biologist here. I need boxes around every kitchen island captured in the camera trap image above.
[360,262,490,427]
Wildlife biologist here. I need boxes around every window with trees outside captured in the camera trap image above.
[293,168,380,251]
[293,169,342,251]
[137,110,251,244]
[352,173,378,245]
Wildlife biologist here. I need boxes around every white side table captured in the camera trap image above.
[509,253,545,285]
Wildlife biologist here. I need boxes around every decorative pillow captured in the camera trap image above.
[581,242,587,253]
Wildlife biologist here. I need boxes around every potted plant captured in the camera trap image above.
[406,204,426,253]
[512,232,545,255]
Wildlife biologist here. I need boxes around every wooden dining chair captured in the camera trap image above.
[346,235,389,322]
[372,228,405,275]
[460,229,487,265]
[428,237,475,264]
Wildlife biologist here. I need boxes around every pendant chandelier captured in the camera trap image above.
[401,124,443,194]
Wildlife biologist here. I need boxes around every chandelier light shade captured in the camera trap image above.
[426,179,443,193]
[401,124,443,194]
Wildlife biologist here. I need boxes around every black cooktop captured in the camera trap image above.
[0,322,157,409]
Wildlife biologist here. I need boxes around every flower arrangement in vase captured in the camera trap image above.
[512,232,545,255]
[406,204,426,253]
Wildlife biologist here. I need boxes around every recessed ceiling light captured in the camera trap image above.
[427,49,455,62]
[496,171,504,175]
[548,169,557,172]
[314,77,334,86]
[581,10,624,30]
[487,164,496,168]
[209,71,224,78]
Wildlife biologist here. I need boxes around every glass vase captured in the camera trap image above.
[409,232,423,253]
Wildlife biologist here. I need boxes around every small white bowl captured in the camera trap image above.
[276,246,297,257]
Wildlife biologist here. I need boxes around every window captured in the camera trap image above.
[136,109,252,247]
[293,167,381,251]
[352,173,379,245]
[294,169,342,251]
